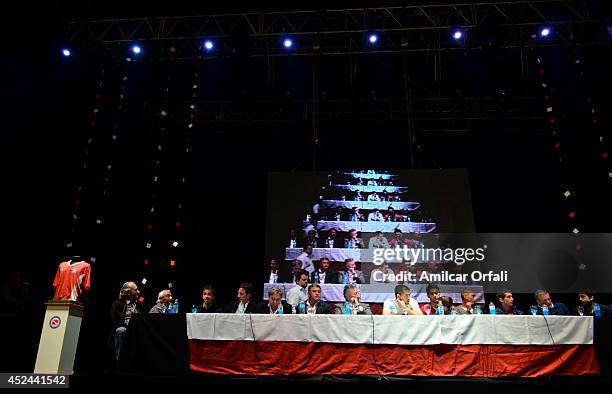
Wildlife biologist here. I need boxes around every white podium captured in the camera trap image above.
[34,301,84,375]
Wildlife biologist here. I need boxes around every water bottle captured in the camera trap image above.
[167,302,174,314]
[342,272,348,285]
[313,271,320,284]
[489,302,496,315]
[437,300,444,315]
[174,298,179,314]
[290,239,296,248]
[388,302,397,315]
[450,306,457,315]
[191,305,198,313]
[542,305,549,316]
[594,303,601,317]
[299,302,306,314]
[344,301,350,315]
[277,304,283,315]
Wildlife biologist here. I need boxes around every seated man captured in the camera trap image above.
[337,258,366,284]
[288,260,303,284]
[266,259,280,284]
[303,229,319,248]
[149,289,172,313]
[311,257,336,284]
[349,207,365,222]
[575,289,612,316]
[110,282,145,360]
[297,284,333,314]
[286,270,309,311]
[370,262,396,284]
[494,289,523,315]
[324,228,339,248]
[256,287,292,314]
[455,288,477,315]
[420,283,443,315]
[334,284,372,315]
[195,285,222,313]
[367,209,384,222]
[368,231,390,249]
[367,192,381,201]
[534,289,570,315]
[382,284,422,315]
[344,229,365,249]
[224,283,257,314]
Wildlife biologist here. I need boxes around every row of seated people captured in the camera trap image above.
[297,229,423,250]
[111,281,610,360]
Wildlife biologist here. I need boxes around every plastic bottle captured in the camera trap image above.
[167,302,174,314]
[173,298,179,314]
[344,301,350,315]
[313,271,320,284]
[542,305,549,316]
[450,306,457,315]
[489,302,496,315]
[388,302,397,315]
[437,300,444,315]
[277,304,283,315]
[342,272,348,285]
[299,302,306,314]
[594,303,601,317]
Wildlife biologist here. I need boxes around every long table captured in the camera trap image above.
[119,314,604,378]
[187,314,598,377]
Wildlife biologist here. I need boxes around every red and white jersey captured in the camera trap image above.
[53,261,91,301]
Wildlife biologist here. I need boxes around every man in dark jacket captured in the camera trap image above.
[255,287,293,314]
[109,281,145,360]
[195,285,222,313]
[297,283,333,314]
[224,282,257,314]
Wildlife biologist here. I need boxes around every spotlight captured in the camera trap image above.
[132,45,142,54]
[283,38,293,48]
[540,27,551,37]
[204,40,214,50]
[61,48,71,57]
[453,30,463,40]
[369,34,378,44]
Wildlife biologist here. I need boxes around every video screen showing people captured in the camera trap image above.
[264,169,476,288]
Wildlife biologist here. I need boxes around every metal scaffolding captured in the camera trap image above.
[65,0,610,59]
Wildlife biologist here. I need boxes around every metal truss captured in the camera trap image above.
[66,1,610,59]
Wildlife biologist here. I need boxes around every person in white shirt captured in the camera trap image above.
[367,192,381,201]
[286,270,309,311]
[367,209,384,222]
[382,285,423,315]
[297,245,315,274]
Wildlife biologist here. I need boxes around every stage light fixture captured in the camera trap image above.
[453,30,463,40]
[540,27,551,37]
[283,38,293,48]
[369,34,378,44]
[204,40,214,50]
[132,45,142,54]
[61,48,71,57]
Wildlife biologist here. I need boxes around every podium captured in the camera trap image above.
[34,301,83,374]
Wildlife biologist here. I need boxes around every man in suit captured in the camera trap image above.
[297,283,332,314]
[255,287,293,314]
[334,283,372,315]
[337,258,366,284]
[195,285,223,313]
[310,257,337,284]
[224,283,257,314]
